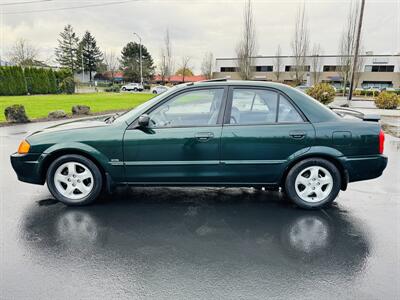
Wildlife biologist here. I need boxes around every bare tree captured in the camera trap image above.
[338,0,361,96]
[291,4,309,85]
[236,0,257,80]
[201,52,214,79]
[8,38,39,66]
[159,29,173,83]
[311,44,323,84]
[178,56,191,82]
[103,50,119,83]
[273,45,283,82]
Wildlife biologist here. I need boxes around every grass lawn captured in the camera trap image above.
[0,93,155,122]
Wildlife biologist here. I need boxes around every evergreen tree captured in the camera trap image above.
[48,69,58,93]
[77,31,103,82]
[55,25,80,73]
[120,42,155,82]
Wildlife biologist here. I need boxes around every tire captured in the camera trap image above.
[152,90,157,94]
[133,88,138,92]
[122,87,126,91]
[46,154,103,206]
[284,158,341,209]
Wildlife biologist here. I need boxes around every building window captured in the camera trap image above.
[364,65,394,72]
[220,67,238,72]
[285,65,310,72]
[254,65,273,72]
[323,65,343,72]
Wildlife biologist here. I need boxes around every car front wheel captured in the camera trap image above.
[284,158,341,209]
[46,154,103,206]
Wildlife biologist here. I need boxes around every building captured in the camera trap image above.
[213,53,400,89]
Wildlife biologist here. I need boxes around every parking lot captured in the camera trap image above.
[1,120,399,299]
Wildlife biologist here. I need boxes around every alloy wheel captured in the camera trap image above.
[53,162,94,200]
[294,166,333,203]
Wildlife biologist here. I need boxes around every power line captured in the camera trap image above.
[0,0,53,6]
[3,0,137,14]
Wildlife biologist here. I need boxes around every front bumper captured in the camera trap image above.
[341,155,388,182]
[10,152,46,185]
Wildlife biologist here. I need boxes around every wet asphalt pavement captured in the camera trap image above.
[0,121,399,299]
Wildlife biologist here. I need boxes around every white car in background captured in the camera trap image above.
[121,83,143,92]
[151,85,169,94]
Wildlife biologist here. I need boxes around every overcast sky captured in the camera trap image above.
[1,0,399,73]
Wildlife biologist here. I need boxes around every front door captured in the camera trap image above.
[220,87,315,184]
[123,87,227,183]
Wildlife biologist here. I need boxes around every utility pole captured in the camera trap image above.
[347,0,365,103]
[134,32,143,86]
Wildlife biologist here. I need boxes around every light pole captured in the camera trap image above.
[133,32,143,86]
[347,0,366,103]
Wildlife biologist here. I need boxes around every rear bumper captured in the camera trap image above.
[341,155,388,182]
[10,152,46,185]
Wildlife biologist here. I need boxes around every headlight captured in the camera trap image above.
[18,140,31,154]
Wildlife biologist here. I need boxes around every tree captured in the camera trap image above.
[159,29,173,83]
[201,52,213,79]
[177,56,191,82]
[291,4,309,85]
[311,44,323,84]
[338,0,361,96]
[103,50,119,83]
[273,45,283,82]
[55,25,80,73]
[120,42,155,82]
[78,31,103,82]
[8,38,39,67]
[236,0,256,80]
[175,67,194,77]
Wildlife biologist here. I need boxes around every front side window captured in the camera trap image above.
[148,89,224,128]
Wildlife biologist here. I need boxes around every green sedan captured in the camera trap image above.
[10,80,388,209]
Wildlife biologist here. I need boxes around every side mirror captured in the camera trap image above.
[138,114,150,127]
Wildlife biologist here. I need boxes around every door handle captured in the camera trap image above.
[289,130,306,139]
[195,132,214,142]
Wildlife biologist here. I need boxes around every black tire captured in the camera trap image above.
[46,154,103,206]
[152,90,157,94]
[284,158,341,209]
[122,87,126,91]
[133,88,138,92]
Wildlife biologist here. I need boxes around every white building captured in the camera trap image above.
[213,53,400,89]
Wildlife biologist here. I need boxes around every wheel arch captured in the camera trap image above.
[280,152,349,191]
[40,147,108,183]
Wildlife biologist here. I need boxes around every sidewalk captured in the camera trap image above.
[332,97,400,117]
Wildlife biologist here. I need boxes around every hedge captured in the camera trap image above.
[0,66,72,96]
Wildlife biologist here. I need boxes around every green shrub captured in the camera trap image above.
[59,77,75,94]
[306,83,336,104]
[105,85,121,92]
[374,92,400,109]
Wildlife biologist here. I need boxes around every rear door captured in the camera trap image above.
[220,86,315,184]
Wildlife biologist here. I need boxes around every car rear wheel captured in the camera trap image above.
[122,87,126,91]
[46,154,103,206]
[152,90,157,94]
[133,88,138,92]
[284,158,341,209]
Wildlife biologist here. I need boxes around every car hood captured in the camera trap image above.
[30,118,108,136]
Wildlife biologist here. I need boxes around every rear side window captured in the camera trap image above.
[278,96,304,123]
[229,89,304,125]
[230,89,278,124]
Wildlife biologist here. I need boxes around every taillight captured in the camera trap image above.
[379,129,385,154]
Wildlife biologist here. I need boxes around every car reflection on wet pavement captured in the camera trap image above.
[0,121,399,299]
